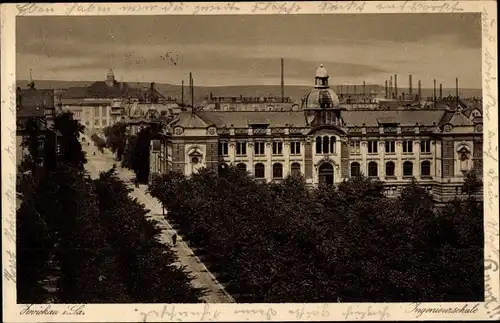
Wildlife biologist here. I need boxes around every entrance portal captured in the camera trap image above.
[318,163,334,185]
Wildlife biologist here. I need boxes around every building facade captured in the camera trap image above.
[16,85,58,168]
[150,65,483,202]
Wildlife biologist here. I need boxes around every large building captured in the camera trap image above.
[59,69,171,135]
[16,83,58,168]
[149,65,483,202]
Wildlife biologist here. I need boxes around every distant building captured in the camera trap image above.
[201,94,299,112]
[16,84,58,167]
[59,69,172,136]
[148,65,483,203]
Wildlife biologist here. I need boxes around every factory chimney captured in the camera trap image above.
[394,74,398,100]
[439,83,443,99]
[409,75,413,98]
[385,80,388,99]
[181,80,184,108]
[389,75,393,99]
[456,77,459,108]
[418,80,422,101]
[433,79,437,108]
[189,73,194,114]
[280,58,284,103]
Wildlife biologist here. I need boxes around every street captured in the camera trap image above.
[83,143,235,303]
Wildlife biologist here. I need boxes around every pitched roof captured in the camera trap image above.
[448,112,474,126]
[197,111,307,128]
[342,110,445,127]
[62,81,166,100]
[172,113,211,128]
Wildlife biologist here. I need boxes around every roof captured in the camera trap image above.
[342,110,445,127]
[197,111,307,128]
[172,113,211,128]
[17,88,54,118]
[62,81,166,100]
[448,112,474,126]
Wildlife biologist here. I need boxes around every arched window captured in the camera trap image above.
[330,136,336,154]
[273,163,283,179]
[316,136,322,154]
[385,161,395,176]
[351,162,360,177]
[368,161,378,177]
[236,163,247,172]
[322,136,329,154]
[403,161,413,177]
[291,162,301,177]
[254,163,265,179]
[421,161,431,176]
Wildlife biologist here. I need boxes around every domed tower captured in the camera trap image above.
[302,64,344,127]
[106,68,115,87]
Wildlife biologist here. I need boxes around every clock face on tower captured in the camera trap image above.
[174,127,183,135]
[443,124,452,132]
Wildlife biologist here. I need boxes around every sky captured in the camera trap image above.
[16,14,482,88]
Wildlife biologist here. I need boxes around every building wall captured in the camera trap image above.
[61,103,112,132]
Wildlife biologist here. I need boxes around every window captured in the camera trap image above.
[351,162,361,176]
[254,163,265,178]
[236,142,247,155]
[329,137,336,154]
[236,163,247,172]
[291,163,301,176]
[94,119,99,126]
[290,141,301,155]
[350,141,361,154]
[102,106,108,116]
[368,161,378,177]
[421,161,431,176]
[316,136,337,154]
[385,161,395,177]
[403,161,413,177]
[367,141,378,154]
[273,163,283,179]
[272,142,283,155]
[94,106,100,117]
[218,142,228,155]
[421,140,431,153]
[316,137,322,154]
[102,119,107,126]
[385,141,396,153]
[402,140,413,153]
[322,136,329,154]
[254,142,265,155]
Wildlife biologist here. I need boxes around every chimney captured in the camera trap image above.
[418,80,422,100]
[385,80,388,99]
[280,58,284,103]
[389,76,393,99]
[433,79,436,108]
[456,77,459,108]
[439,83,443,99]
[409,75,413,98]
[363,81,366,97]
[181,80,184,108]
[190,73,194,113]
[394,74,398,99]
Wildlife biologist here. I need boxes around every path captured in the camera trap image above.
[83,143,235,303]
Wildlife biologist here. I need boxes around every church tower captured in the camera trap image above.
[106,68,116,87]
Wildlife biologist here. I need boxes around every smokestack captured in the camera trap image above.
[456,77,459,107]
[385,80,388,99]
[409,75,413,98]
[280,58,284,103]
[389,76,393,99]
[433,79,436,108]
[394,74,398,99]
[181,80,184,108]
[363,81,366,97]
[190,73,194,113]
[439,83,443,99]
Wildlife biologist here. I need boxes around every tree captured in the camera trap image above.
[54,112,87,169]
[103,122,127,160]
[93,168,205,302]
[19,117,44,173]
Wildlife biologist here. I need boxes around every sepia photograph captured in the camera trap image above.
[2,1,499,322]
